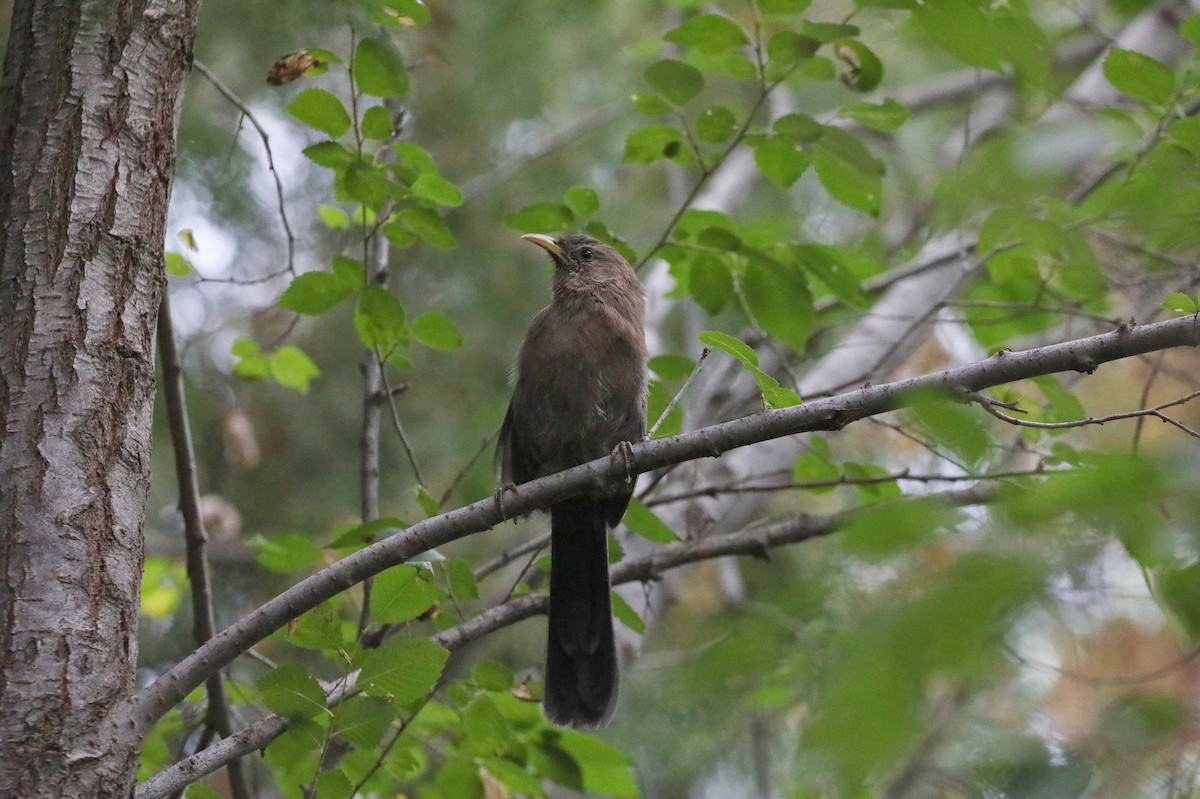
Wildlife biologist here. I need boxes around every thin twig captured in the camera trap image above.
[648,348,710,438]
[192,60,296,279]
[475,533,550,581]
[973,388,1200,437]
[157,293,251,799]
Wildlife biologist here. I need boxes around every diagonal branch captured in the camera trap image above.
[130,313,1200,736]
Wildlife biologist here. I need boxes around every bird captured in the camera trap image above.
[497,232,648,728]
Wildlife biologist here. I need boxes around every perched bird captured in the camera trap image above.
[498,233,648,728]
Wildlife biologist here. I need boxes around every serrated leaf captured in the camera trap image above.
[284,601,345,652]
[303,141,356,170]
[504,202,574,233]
[332,696,393,749]
[395,207,456,249]
[279,271,355,315]
[411,310,463,351]
[611,591,645,634]
[359,636,448,703]
[813,137,882,216]
[622,498,681,543]
[361,105,395,140]
[164,252,192,277]
[415,484,438,517]
[411,173,463,207]
[257,664,326,718]
[564,185,599,217]
[270,346,321,393]
[795,244,870,308]
[689,253,733,315]
[742,258,814,353]
[288,88,351,138]
[623,124,684,164]
[840,98,908,131]
[644,59,704,106]
[315,769,353,799]
[444,556,479,601]
[754,135,810,190]
[471,660,513,692]
[1103,47,1175,107]
[763,385,803,408]
[774,112,822,142]
[355,285,407,354]
[372,565,439,624]
[663,14,749,54]
[353,36,409,98]
[907,390,990,466]
[699,330,758,368]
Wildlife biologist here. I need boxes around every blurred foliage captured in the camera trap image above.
[106,0,1200,796]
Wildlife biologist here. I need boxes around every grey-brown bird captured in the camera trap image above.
[498,233,648,728]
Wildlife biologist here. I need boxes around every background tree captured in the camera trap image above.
[5,1,1200,798]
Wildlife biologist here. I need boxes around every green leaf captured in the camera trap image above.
[907,390,991,466]
[834,39,883,91]
[504,202,575,232]
[766,31,820,66]
[361,105,395,140]
[663,14,749,54]
[1161,292,1197,315]
[257,664,326,719]
[471,660,514,692]
[564,185,600,217]
[303,141,356,170]
[271,346,321,393]
[445,557,479,601]
[285,601,345,652]
[164,252,192,277]
[318,205,350,228]
[231,338,271,380]
[555,729,639,799]
[1159,561,1200,639]
[288,88,351,138]
[649,354,696,380]
[252,532,322,573]
[698,330,759,368]
[840,498,961,557]
[813,135,883,216]
[411,310,463,351]
[353,36,409,97]
[912,2,1002,71]
[395,207,456,249]
[621,498,680,542]
[315,769,353,799]
[411,173,463,207]
[279,271,356,315]
[1103,47,1175,107]
[1181,14,1200,46]
[762,384,802,408]
[696,105,738,143]
[647,379,683,438]
[754,135,810,190]
[331,696,393,749]
[742,257,814,353]
[359,636,448,703]
[644,59,704,106]
[839,98,908,131]
[185,787,225,799]
[795,244,870,308]
[623,124,685,164]
[689,253,733,315]
[774,113,823,142]
[611,591,645,634]
[415,484,438,517]
[381,0,431,26]
[372,565,439,624]
[354,286,407,354]
[631,91,672,116]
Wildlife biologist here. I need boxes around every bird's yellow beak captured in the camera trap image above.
[521,233,566,261]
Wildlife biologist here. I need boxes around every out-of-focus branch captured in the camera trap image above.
[156,293,251,799]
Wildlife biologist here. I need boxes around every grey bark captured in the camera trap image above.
[0,1,200,796]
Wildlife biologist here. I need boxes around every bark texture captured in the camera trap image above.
[0,1,200,795]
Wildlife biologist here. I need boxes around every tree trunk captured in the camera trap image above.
[0,1,200,795]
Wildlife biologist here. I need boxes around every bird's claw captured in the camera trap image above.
[609,441,635,487]
[494,482,519,521]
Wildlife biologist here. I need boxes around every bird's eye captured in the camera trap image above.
[578,247,594,261]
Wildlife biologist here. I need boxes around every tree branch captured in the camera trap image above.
[130,314,1200,736]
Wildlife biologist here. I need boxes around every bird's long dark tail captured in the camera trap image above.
[544,497,618,728]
